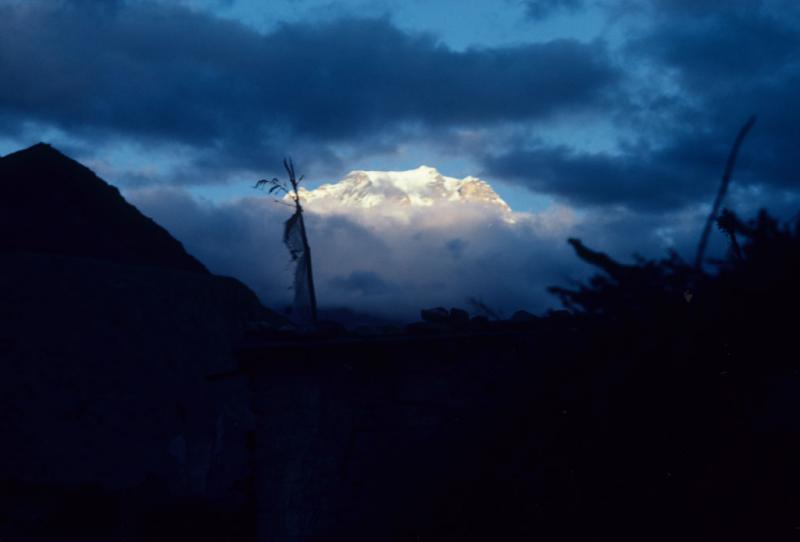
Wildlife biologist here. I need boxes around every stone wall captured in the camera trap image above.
[240,329,580,541]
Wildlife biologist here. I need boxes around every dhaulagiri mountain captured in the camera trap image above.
[0,143,208,273]
[296,165,513,214]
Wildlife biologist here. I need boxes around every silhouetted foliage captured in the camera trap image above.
[534,206,800,539]
[548,238,693,322]
[551,208,800,333]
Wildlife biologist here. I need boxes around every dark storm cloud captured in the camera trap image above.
[486,146,691,211]
[483,126,767,211]
[629,0,800,91]
[485,0,800,212]
[0,0,619,177]
[523,0,584,20]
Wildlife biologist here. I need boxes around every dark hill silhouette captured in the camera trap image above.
[0,143,282,540]
[0,142,208,273]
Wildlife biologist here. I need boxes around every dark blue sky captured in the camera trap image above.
[2,0,798,316]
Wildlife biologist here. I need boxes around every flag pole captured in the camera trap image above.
[255,158,319,326]
[297,208,318,324]
[285,158,318,324]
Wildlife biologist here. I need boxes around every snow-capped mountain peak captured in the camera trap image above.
[295,166,512,214]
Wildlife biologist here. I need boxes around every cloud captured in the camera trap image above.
[125,185,602,320]
[6,0,796,216]
[482,0,800,213]
[523,0,584,20]
[482,128,749,211]
[0,1,619,182]
[125,178,737,322]
[445,238,468,259]
[628,1,800,91]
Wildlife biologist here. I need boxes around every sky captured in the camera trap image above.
[1,0,799,319]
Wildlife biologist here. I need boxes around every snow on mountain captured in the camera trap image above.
[295,166,513,218]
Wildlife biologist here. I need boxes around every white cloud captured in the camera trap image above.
[126,184,587,321]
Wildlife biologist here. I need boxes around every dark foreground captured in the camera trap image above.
[3,210,800,541]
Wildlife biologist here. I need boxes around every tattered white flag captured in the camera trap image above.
[284,209,314,323]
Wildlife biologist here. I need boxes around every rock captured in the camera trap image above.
[420,307,449,323]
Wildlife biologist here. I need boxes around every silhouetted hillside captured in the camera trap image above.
[0,144,281,540]
[0,143,208,273]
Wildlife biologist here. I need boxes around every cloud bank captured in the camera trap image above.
[0,0,618,180]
